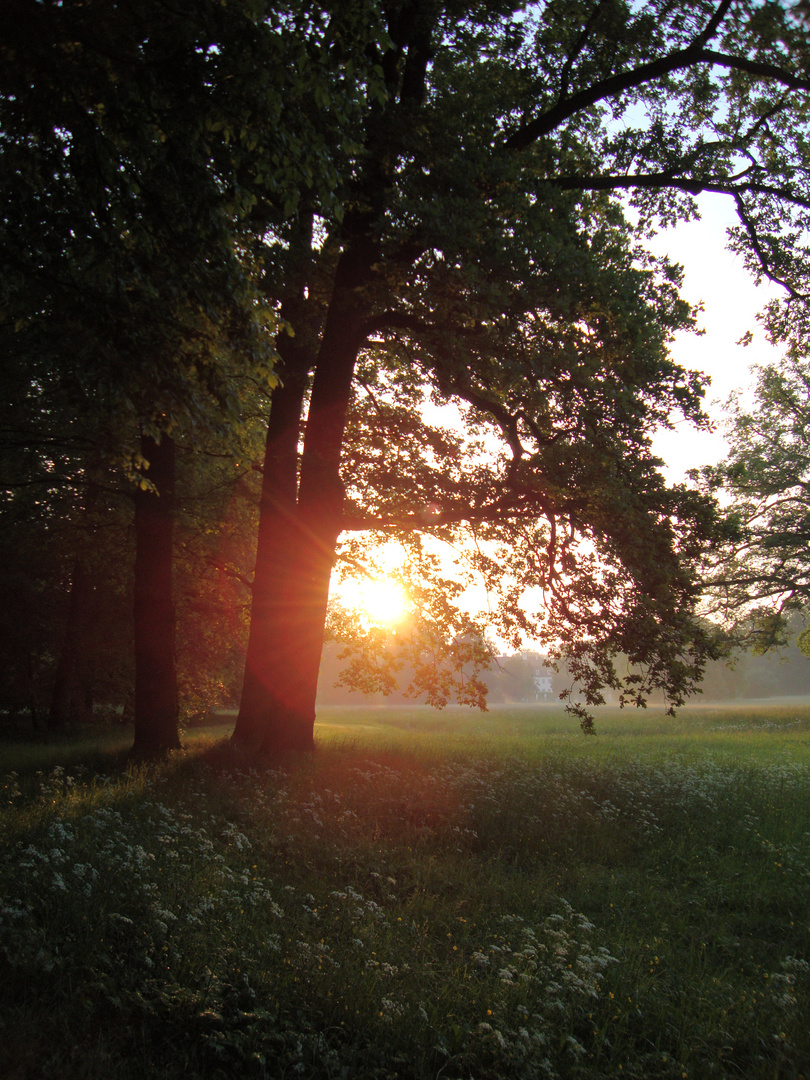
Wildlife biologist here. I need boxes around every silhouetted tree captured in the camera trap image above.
[234,0,810,751]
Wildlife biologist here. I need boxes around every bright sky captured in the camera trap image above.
[649,192,786,481]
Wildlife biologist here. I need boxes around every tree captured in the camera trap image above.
[0,385,267,733]
[0,432,136,730]
[172,423,267,724]
[0,0,295,754]
[698,354,810,652]
[231,0,810,753]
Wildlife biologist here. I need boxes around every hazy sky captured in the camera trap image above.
[649,193,786,481]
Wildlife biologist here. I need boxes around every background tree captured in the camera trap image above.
[0,346,138,730]
[173,428,268,725]
[1,0,310,753]
[233,0,810,753]
[697,354,810,653]
[0,412,266,733]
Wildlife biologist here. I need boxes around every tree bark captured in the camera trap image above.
[233,245,370,755]
[131,432,180,758]
[233,34,419,753]
[27,650,42,732]
[233,371,314,752]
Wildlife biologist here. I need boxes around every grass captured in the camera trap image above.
[1,702,809,1079]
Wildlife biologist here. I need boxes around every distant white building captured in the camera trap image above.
[533,672,553,695]
[526,652,553,701]
[491,650,556,703]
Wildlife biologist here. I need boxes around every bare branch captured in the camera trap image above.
[546,172,810,211]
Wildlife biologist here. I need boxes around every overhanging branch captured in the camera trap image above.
[340,491,559,534]
[732,192,807,300]
[362,309,529,471]
[545,172,810,211]
[505,47,810,151]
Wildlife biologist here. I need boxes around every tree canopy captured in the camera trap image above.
[7,1,810,751]
[0,0,298,748]
[233,0,810,750]
[698,354,810,653]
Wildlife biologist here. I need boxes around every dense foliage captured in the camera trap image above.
[0,0,305,744]
[5,2,810,750]
[699,355,810,652]
[236,0,810,749]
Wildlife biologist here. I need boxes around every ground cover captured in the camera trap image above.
[1,704,809,1078]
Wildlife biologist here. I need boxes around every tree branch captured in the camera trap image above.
[362,310,529,469]
[558,2,607,101]
[694,0,735,49]
[732,192,807,299]
[362,309,430,338]
[545,172,810,211]
[505,47,810,151]
[340,498,550,533]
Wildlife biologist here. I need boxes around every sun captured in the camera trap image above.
[338,576,410,627]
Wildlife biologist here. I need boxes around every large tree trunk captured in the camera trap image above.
[233,372,315,752]
[233,246,370,755]
[131,432,180,759]
[234,38,415,754]
[231,16,432,753]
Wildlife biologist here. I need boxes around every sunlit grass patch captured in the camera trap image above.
[1,706,809,1078]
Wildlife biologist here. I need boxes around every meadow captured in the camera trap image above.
[1,702,809,1079]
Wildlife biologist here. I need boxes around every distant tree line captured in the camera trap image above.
[313,638,810,710]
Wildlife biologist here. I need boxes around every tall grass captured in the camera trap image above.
[1,704,809,1078]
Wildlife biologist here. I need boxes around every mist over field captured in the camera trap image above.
[314,638,810,711]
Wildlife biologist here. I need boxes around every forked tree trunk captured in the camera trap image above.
[233,29,428,754]
[233,250,368,755]
[233,374,317,752]
[131,432,181,759]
